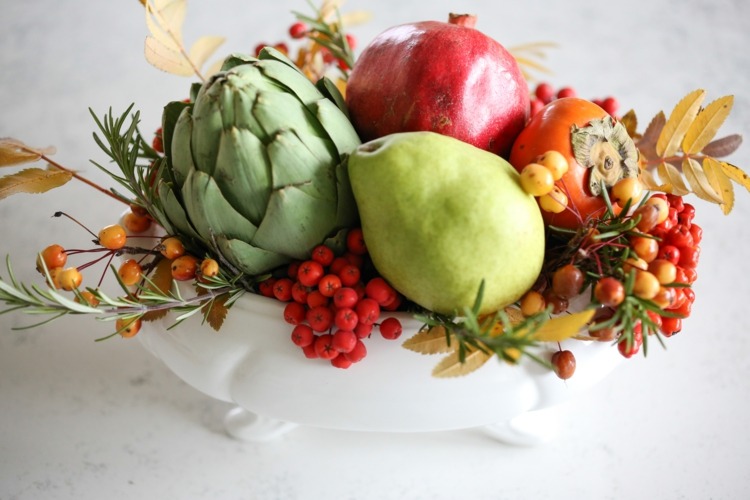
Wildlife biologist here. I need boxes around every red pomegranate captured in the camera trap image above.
[345,14,529,158]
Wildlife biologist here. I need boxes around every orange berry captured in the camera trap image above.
[648,259,677,285]
[47,267,63,288]
[645,196,669,224]
[118,259,143,286]
[171,255,199,281]
[76,290,100,307]
[116,317,142,338]
[37,244,67,272]
[122,211,152,234]
[630,235,659,263]
[98,224,127,250]
[519,290,546,316]
[57,267,83,291]
[611,177,643,206]
[160,237,185,260]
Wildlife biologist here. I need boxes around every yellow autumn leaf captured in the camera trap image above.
[656,89,705,157]
[682,95,734,154]
[682,157,722,203]
[703,157,734,214]
[144,36,195,76]
[188,35,226,73]
[620,109,638,139]
[146,0,187,46]
[657,162,690,195]
[520,309,595,343]
[0,138,55,167]
[639,168,668,191]
[719,161,750,193]
[402,325,455,354]
[432,347,492,378]
[0,167,72,200]
[340,10,373,27]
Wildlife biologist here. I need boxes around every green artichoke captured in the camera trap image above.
[156,48,360,276]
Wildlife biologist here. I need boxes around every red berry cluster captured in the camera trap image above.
[257,229,404,369]
[531,82,620,118]
[592,194,701,358]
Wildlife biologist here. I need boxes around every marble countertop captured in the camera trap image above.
[2,1,749,498]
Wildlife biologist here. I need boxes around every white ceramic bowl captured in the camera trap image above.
[138,291,622,445]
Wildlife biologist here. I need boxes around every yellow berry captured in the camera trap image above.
[645,196,670,224]
[538,186,568,213]
[536,150,568,181]
[199,258,220,279]
[57,267,83,291]
[98,224,127,250]
[520,163,555,196]
[632,270,660,300]
[648,259,677,284]
[611,177,643,206]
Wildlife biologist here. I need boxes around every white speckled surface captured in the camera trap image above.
[1,1,750,499]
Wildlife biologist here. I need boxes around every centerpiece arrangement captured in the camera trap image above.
[1,0,747,439]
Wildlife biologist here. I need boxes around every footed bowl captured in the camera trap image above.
[137,291,622,445]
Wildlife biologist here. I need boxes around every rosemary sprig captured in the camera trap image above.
[294,2,355,77]
[0,255,244,338]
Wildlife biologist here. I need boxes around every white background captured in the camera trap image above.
[2,0,750,499]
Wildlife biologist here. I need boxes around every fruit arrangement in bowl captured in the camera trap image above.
[1,0,747,443]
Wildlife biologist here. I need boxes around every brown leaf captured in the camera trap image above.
[0,138,55,167]
[682,95,733,154]
[656,162,690,195]
[202,293,229,331]
[702,134,743,158]
[636,111,666,160]
[656,89,705,157]
[0,166,72,200]
[141,258,173,322]
[719,161,750,193]
[402,325,455,354]
[432,347,492,378]
[703,157,734,214]
[682,157,722,203]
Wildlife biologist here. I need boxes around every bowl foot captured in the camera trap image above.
[481,406,562,446]
[223,406,298,442]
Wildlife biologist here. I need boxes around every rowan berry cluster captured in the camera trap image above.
[530,82,620,118]
[257,228,404,369]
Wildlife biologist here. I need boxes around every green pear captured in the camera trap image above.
[347,131,545,315]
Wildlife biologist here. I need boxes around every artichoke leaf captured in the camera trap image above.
[252,89,331,146]
[220,53,257,71]
[161,99,192,175]
[216,237,289,276]
[316,77,349,117]
[182,169,258,243]
[314,98,361,156]
[213,127,271,225]
[267,128,336,201]
[257,56,327,108]
[335,158,358,227]
[157,180,203,242]
[190,75,228,176]
[169,105,196,188]
[253,186,337,259]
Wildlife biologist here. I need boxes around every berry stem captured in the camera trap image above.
[43,155,128,206]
